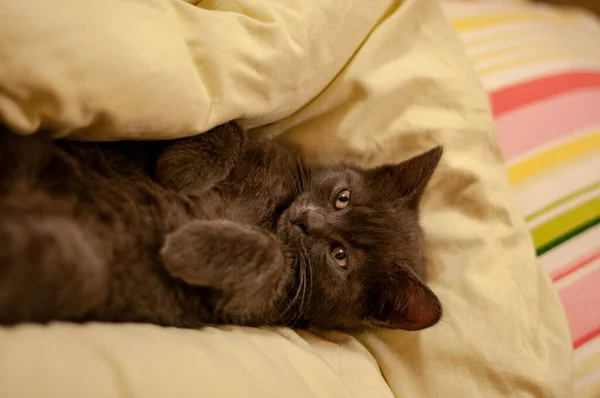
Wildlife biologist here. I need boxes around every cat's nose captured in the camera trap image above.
[292,210,326,235]
[293,213,309,234]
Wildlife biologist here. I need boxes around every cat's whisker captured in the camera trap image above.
[298,164,307,193]
[292,248,311,326]
[298,265,307,325]
[285,168,300,197]
[286,261,304,327]
[306,252,313,311]
[273,255,303,325]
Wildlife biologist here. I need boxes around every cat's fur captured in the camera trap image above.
[0,122,443,331]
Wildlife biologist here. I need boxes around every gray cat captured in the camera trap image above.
[0,122,442,330]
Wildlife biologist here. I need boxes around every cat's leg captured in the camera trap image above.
[156,122,247,194]
[160,219,290,324]
[0,207,108,324]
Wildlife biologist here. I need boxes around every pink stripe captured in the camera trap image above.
[494,88,600,160]
[552,248,600,282]
[574,326,600,349]
[491,72,600,117]
[559,265,600,347]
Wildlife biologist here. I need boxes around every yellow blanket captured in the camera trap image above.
[0,0,572,397]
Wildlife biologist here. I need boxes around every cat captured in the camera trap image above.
[0,121,443,331]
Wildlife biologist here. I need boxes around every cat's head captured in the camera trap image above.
[275,146,443,331]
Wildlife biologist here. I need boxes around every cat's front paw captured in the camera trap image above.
[161,220,287,290]
[155,122,247,193]
[160,221,217,286]
[161,220,290,321]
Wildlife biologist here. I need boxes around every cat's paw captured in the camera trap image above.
[161,220,290,321]
[161,220,287,290]
[155,122,247,193]
[214,121,247,157]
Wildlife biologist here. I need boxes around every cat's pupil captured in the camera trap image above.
[335,251,346,260]
[338,195,348,202]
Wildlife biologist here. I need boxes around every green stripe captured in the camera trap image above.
[526,181,600,222]
[536,216,600,256]
[531,196,600,250]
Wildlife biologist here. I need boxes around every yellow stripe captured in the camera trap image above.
[476,51,600,76]
[472,41,547,64]
[452,11,577,33]
[530,196,600,249]
[473,42,600,66]
[464,25,549,48]
[508,132,600,185]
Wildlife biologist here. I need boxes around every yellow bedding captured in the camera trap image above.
[0,0,573,397]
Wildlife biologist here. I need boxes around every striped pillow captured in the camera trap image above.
[442,1,600,396]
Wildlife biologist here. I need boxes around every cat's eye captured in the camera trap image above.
[331,245,348,268]
[334,189,351,210]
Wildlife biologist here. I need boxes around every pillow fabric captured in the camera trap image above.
[0,0,572,397]
[0,0,389,139]
[442,1,600,396]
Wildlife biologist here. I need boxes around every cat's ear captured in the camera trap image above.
[369,146,443,206]
[377,268,442,331]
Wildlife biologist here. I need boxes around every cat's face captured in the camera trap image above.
[275,147,443,331]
